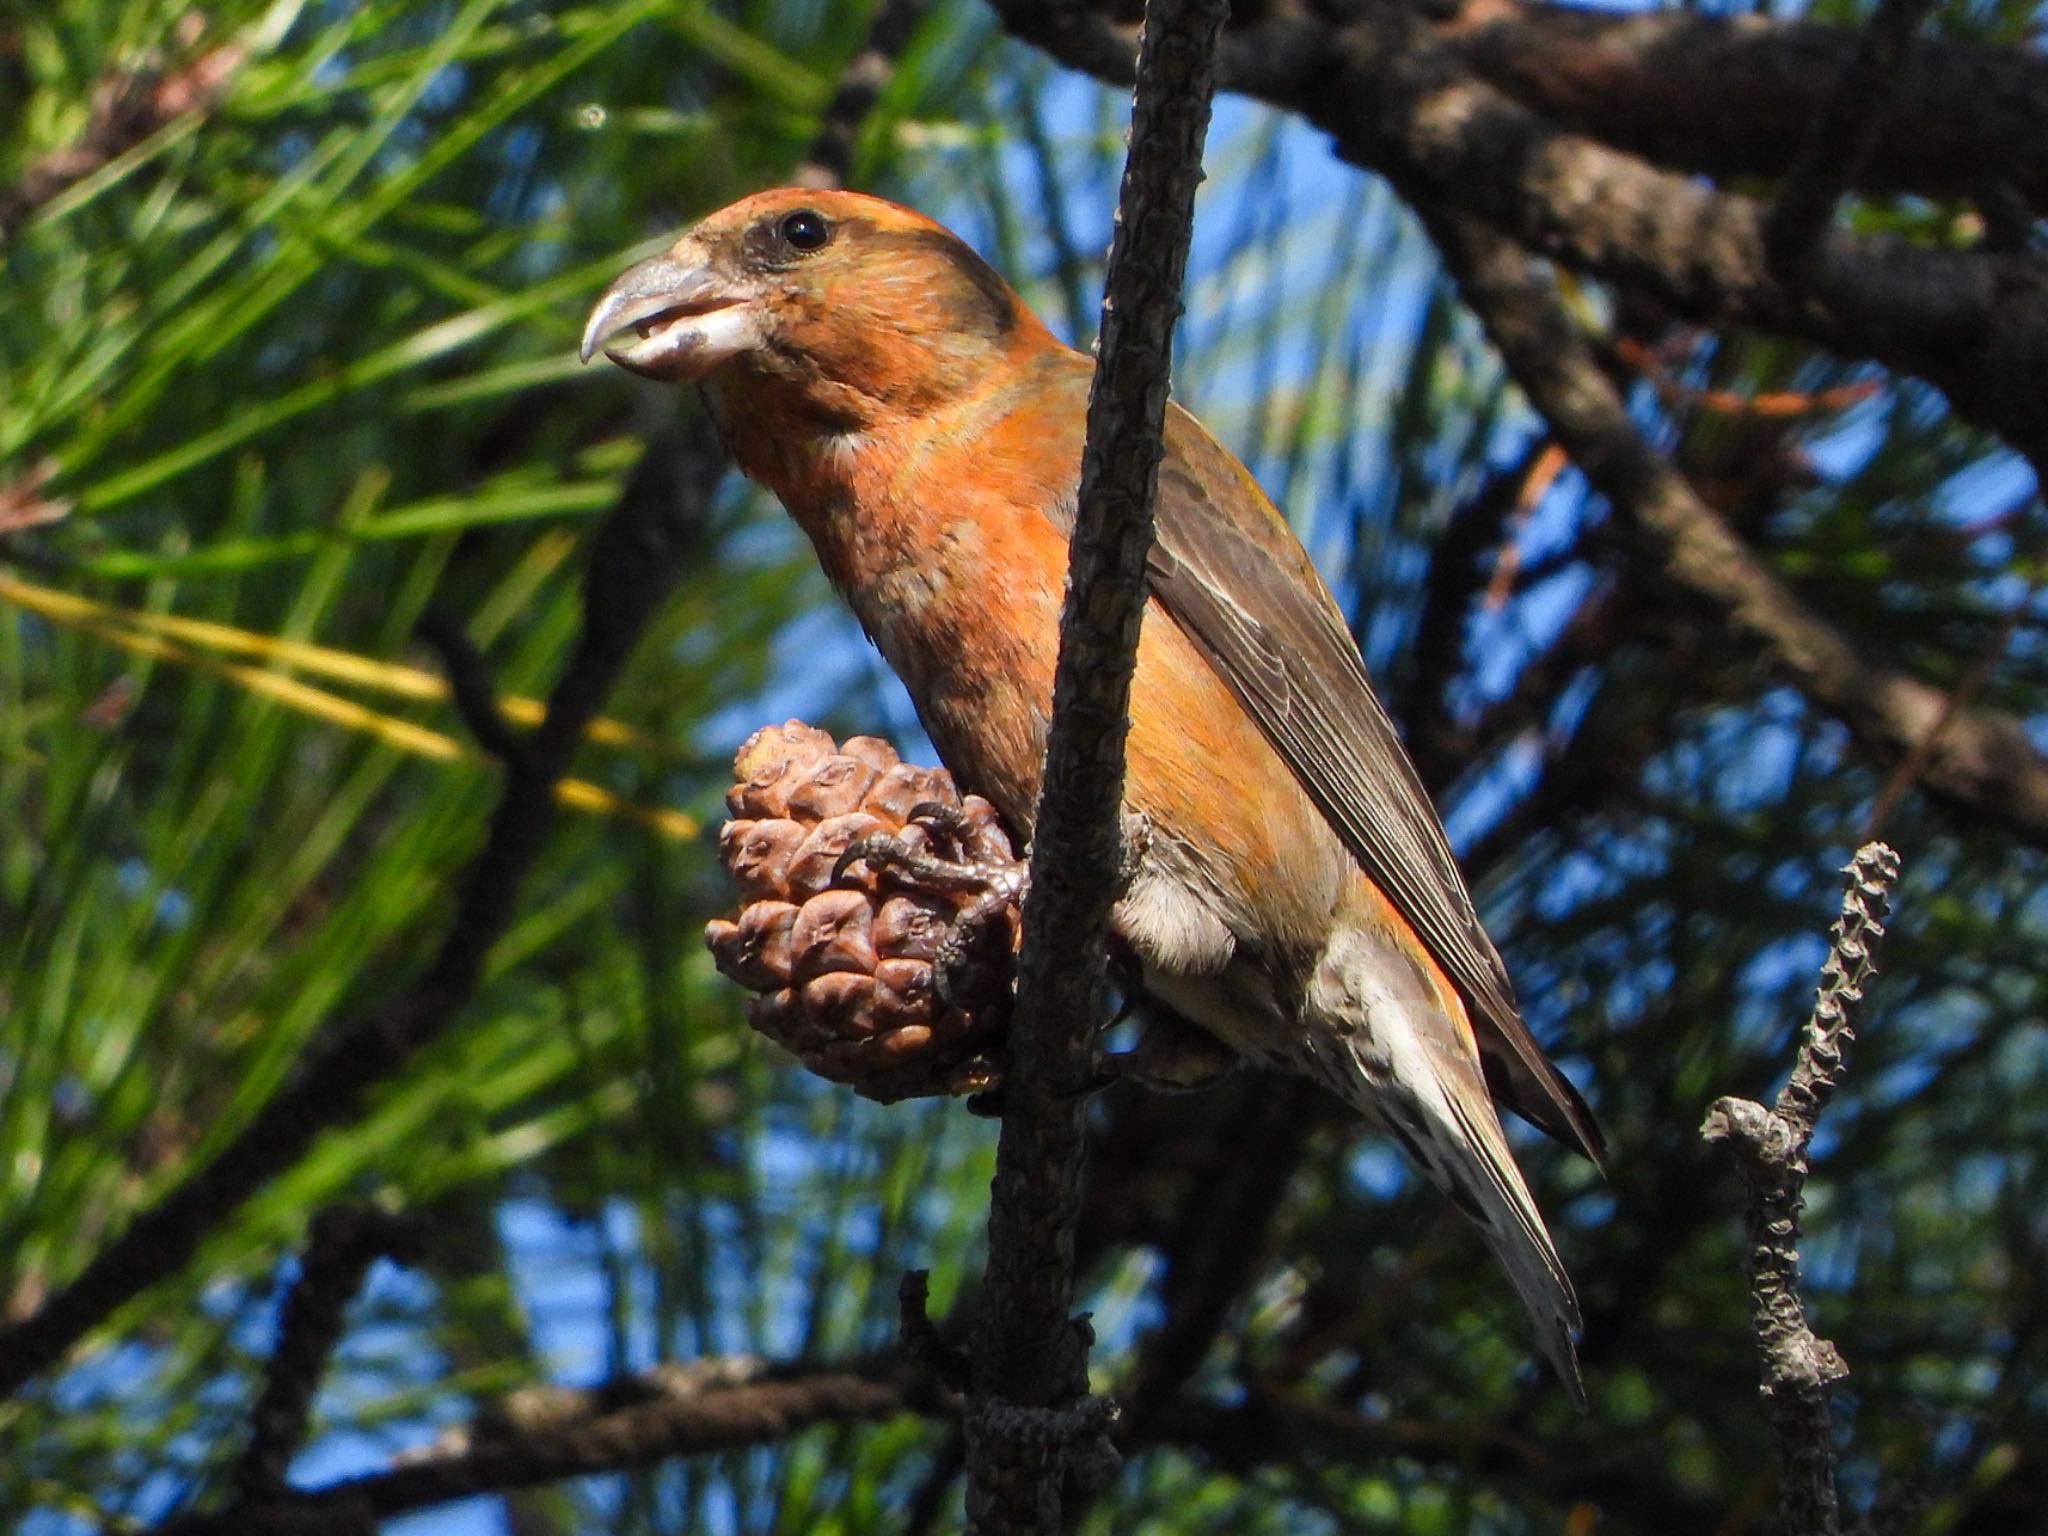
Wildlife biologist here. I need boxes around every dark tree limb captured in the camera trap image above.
[901,1269,973,1393]
[1401,437,1563,794]
[1435,1,2048,214]
[1139,1374,1732,1530]
[1142,1381,1549,1486]
[989,0,2048,481]
[1115,1078,1319,1440]
[413,610,531,769]
[233,1207,426,1501]
[964,1,1225,1529]
[792,0,931,190]
[1416,210,2048,847]
[1701,841,1901,1536]
[157,1354,942,1534]
[0,415,726,1401]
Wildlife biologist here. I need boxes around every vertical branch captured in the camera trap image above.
[963,1,1226,1532]
[1701,842,1902,1536]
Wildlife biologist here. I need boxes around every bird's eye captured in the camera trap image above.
[779,209,831,252]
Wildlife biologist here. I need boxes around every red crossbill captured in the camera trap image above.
[582,189,1603,1397]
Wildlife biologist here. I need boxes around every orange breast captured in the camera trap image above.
[884,430,1343,954]
[732,350,1348,957]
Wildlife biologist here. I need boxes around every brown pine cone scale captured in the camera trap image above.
[705,720,1019,1102]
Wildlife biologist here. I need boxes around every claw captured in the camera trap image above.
[835,830,937,887]
[827,812,1028,1016]
[906,799,972,842]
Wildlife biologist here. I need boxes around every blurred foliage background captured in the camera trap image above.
[1,0,2043,1532]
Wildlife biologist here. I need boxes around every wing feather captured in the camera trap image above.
[1145,408,1605,1166]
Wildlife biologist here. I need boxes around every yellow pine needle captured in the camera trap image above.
[0,575,697,840]
[0,572,668,756]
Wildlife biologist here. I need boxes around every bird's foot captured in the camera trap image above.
[834,799,1019,895]
[836,800,1026,1010]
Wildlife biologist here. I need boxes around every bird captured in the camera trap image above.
[581,188,1603,1398]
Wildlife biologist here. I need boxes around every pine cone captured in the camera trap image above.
[705,720,1018,1102]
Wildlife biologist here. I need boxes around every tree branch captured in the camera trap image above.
[964,1,1225,1529]
[1762,0,1938,279]
[1702,841,1900,1536]
[791,0,930,190]
[989,0,2048,481]
[232,1207,426,1502]
[1417,210,2048,847]
[1436,1,2048,215]
[1141,1381,1549,1486]
[1400,437,1561,794]
[1114,1079,1320,1440]
[1140,1374,1731,1530]
[157,1354,941,1534]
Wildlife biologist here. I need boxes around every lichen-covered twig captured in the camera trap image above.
[1701,841,1901,1536]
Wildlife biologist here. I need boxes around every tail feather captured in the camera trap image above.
[1425,1088,1585,1406]
[1304,920,1585,1404]
[1340,1053,1585,1406]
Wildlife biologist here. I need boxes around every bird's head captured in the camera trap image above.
[579,189,1054,428]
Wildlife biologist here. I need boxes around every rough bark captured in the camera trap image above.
[965,1,1226,1529]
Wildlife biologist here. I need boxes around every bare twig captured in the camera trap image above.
[233,1207,426,1500]
[0,414,726,1401]
[964,1,1225,1530]
[1764,0,1938,279]
[1863,599,2025,839]
[1609,337,1882,422]
[1701,842,1901,1536]
[901,1270,973,1393]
